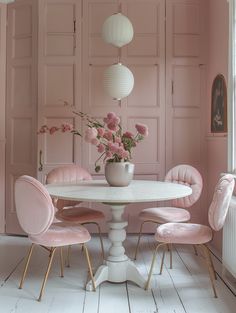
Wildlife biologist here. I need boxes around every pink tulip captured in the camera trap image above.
[135,123,148,137]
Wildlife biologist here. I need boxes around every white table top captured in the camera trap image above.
[46,180,192,204]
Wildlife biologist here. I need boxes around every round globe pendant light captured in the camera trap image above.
[103,63,134,100]
[102,13,134,48]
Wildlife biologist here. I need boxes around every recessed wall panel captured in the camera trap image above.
[44,118,74,164]
[173,3,199,34]
[173,65,200,108]
[13,5,32,36]
[12,118,33,164]
[45,65,74,106]
[12,65,32,108]
[13,37,32,58]
[46,4,74,33]
[46,35,74,56]
[128,65,159,107]
[173,117,201,165]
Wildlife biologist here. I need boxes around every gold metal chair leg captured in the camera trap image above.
[60,247,64,277]
[145,243,167,290]
[67,245,71,268]
[200,244,218,298]
[95,223,105,260]
[134,221,146,260]
[19,243,35,289]
[207,246,217,280]
[193,244,198,256]
[169,243,173,269]
[83,244,96,291]
[38,247,57,302]
[160,245,166,274]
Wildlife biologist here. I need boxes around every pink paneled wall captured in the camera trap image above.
[206,0,229,254]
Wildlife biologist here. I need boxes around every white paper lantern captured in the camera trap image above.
[103,63,134,100]
[102,13,134,48]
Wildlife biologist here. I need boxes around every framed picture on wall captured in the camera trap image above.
[211,74,227,133]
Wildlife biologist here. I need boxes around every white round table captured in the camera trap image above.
[46,180,192,290]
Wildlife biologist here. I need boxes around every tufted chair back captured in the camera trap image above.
[46,165,92,210]
[165,164,203,209]
[15,175,54,236]
[208,174,235,231]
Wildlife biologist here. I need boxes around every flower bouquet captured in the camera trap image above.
[38,110,148,174]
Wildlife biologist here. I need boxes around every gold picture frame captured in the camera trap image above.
[211,74,227,133]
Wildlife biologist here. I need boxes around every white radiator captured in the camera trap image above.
[223,197,236,278]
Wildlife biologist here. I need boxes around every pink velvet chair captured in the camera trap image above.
[134,164,203,260]
[145,174,235,298]
[46,165,105,260]
[15,175,95,301]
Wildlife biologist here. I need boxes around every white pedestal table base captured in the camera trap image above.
[86,203,146,291]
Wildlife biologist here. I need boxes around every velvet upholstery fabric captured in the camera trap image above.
[14,175,91,247]
[165,164,203,208]
[139,207,190,223]
[208,174,235,231]
[156,222,212,244]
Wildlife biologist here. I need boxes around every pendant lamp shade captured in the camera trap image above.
[102,13,134,48]
[103,63,134,100]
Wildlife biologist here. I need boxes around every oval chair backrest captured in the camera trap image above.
[208,174,235,231]
[15,175,55,236]
[46,165,92,209]
[165,164,203,208]
[46,165,92,184]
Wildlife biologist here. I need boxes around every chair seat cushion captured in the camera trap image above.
[29,222,91,247]
[56,206,104,223]
[139,207,191,223]
[155,223,213,244]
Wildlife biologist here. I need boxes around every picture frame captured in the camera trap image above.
[211,74,227,133]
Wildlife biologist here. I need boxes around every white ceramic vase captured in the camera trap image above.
[105,162,134,187]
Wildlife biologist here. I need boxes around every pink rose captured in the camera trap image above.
[84,127,98,143]
[115,137,121,144]
[97,143,105,153]
[38,125,48,134]
[106,151,113,159]
[61,123,73,132]
[104,112,120,128]
[49,126,59,134]
[107,122,118,132]
[123,131,133,138]
[103,131,113,141]
[97,127,105,137]
[135,123,148,137]
[108,142,119,153]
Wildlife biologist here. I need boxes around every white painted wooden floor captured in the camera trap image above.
[0,234,235,313]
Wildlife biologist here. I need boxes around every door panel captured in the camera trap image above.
[5,0,37,234]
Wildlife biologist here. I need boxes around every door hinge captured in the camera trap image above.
[74,20,76,33]
[171,80,174,95]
